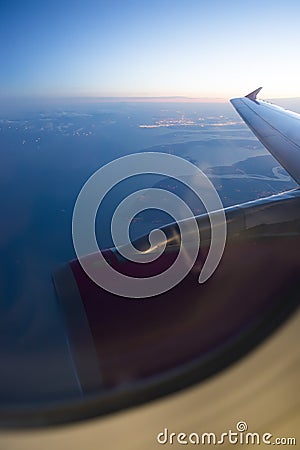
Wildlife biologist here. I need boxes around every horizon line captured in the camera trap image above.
[1,95,300,104]
[0,95,227,103]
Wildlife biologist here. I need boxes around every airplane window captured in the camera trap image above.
[0,99,299,427]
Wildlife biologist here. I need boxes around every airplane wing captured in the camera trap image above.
[231,88,300,185]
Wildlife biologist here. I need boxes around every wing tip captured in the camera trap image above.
[245,87,263,101]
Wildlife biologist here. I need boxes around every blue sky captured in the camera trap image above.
[1,0,300,100]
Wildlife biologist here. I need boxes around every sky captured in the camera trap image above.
[1,0,300,101]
